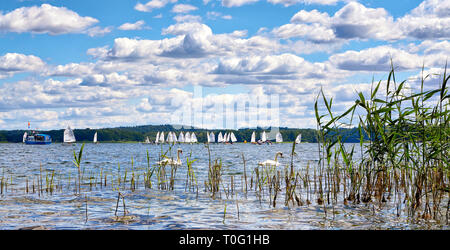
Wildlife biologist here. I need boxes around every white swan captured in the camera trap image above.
[157,148,183,166]
[258,152,283,167]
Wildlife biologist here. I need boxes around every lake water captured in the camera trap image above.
[0,143,447,230]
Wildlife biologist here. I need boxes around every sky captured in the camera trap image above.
[0,0,449,130]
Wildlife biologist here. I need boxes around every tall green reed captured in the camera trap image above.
[314,63,449,220]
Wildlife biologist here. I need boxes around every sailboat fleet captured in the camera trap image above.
[152,131,199,144]
[22,122,302,145]
[62,125,100,145]
[148,130,301,145]
[250,130,301,145]
[148,130,239,144]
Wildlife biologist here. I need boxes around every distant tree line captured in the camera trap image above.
[0,125,365,143]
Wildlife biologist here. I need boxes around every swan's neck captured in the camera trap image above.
[274,153,281,162]
[177,151,181,162]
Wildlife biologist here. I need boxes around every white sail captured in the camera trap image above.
[276,132,283,143]
[251,131,256,143]
[159,132,165,143]
[167,132,173,143]
[227,132,231,142]
[230,132,237,142]
[169,132,176,143]
[295,134,302,144]
[185,132,191,143]
[93,132,98,143]
[145,136,150,143]
[63,126,76,143]
[191,132,198,143]
[207,132,210,143]
[155,131,160,143]
[209,132,215,143]
[261,131,267,142]
[224,132,229,142]
[218,132,223,143]
[23,132,28,143]
[173,132,178,143]
[178,132,185,143]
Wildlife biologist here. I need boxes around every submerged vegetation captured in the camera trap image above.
[0,65,448,229]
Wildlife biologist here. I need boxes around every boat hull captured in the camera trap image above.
[25,141,51,145]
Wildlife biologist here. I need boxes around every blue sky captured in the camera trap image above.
[0,0,449,130]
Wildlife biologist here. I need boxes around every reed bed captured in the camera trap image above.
[313,64,449,222]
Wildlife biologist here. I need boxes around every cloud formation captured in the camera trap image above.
[0,4,98,35]
[0,53,45,79]
[118,20,147,30]
[171,4,198,13]
[135,0,178,12]
[1,0,450,130]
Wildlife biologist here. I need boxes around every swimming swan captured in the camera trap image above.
[258,151,283,167]
[157,148,183,166]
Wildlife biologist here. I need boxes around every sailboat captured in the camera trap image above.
[276,132,283,143]
[261,131,267,143]
[209,132,215,143]
[207,132,211,143]
[63,125,76,144]
[178,132,185,143]
[167,132,174,143]
[191,132,198,143]
[295,134,302,144]
[159,131,165,144]
[172,132,178,143]
[223,132,230,143]
[155,132,160,144]
[230,132,237,143]
[185,132,191,143]
[250,131,256,144]
[23,132,27,143]
[218,132,223,143]
[93,132,99,144]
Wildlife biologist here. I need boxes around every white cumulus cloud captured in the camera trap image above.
[0,4,98,35]
[171,4,198,13]
[118,20,147,30]
[135,0,178,12]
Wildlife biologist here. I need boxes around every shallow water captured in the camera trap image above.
[0,143,447,230]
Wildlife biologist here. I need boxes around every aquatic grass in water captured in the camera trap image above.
[314,63,449,222]
[72,143,85,194]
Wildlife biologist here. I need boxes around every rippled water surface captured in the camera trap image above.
[0,143,447,230]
